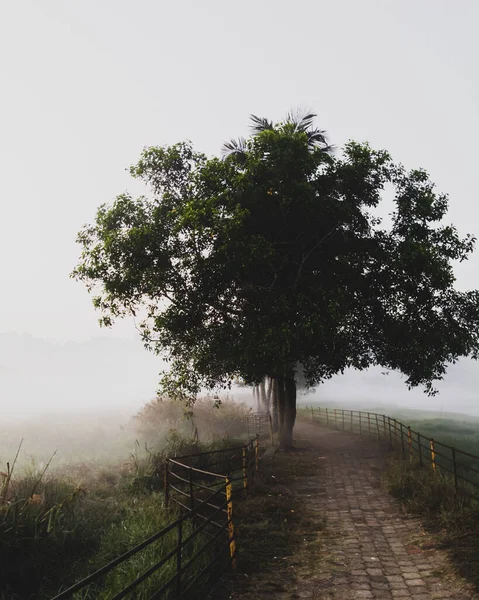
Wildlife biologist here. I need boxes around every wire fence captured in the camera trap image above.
[306,406,479,503]
[52,438,260,600]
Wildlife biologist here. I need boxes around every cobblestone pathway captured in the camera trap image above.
[290,421,475,600]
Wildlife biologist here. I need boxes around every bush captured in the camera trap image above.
[134,395,250,444]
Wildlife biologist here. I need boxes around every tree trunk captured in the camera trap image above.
[279,376,297,451]
[277,377,286,436]
[265,376,273,412]
[271,378,280,433]
[252,385,256,411]
[259,378,267,412]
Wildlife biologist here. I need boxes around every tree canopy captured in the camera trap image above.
[73,112,479,448]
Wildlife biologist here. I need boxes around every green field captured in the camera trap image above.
[299,399,479,458]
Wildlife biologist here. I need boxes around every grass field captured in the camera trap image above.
[0,397,251,600]
[299,399,479,458]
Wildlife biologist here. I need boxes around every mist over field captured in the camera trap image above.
[0,330,478,471]
[0,332,161,420]
[0,332,254,467]
[310,359,479,416]
[2,331,478,420]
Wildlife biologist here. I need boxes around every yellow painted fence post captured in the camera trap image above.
[430,439,436,472]
[225,478,236,569]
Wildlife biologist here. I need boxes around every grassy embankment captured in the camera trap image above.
[0,397,249,600]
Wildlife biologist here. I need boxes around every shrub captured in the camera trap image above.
[135,395,250,444]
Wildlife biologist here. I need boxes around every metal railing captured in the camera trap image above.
[306,406,479,502]
[52,439,260,600]
[246,412,273,442]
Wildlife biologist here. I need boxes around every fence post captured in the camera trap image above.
[176,519,183,594]
[400,423,405,456]
[452,447,458,491]
[242,447,248,491]
[430,439,436,472]
[407,426,412,461]
[383,415,387,439]
[367,412,371,436]
[255,435,259,473]
[388,417,392,447]
[164,460,170,508]
[418,432,423,467]
[225,478,236,569]
[188,467,196,529]
[311,406,314,422]
[375,414,380,440]
[393,419,398,446]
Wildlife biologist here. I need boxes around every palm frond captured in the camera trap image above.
[250,114,274,133]
[307,127,333,152]
[286,109,316,133]
[221,137,247,157]
[286,109,333,152]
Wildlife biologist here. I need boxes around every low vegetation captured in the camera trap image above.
[0,397,250,600]
[212,442,326,599]
[384,457,479,590]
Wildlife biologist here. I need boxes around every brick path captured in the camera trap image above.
[291,421,474,600]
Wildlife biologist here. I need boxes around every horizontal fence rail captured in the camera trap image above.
[246,412,273,444]
[305,406,479,503]
[52,438,261,600]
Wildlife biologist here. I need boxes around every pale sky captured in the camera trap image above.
[1,0,479,342]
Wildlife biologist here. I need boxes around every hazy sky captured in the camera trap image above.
[1,0,479,342]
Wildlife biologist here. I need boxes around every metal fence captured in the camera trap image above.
[306,406,479,502]
[246,412,273,442]
[52,439,260,600]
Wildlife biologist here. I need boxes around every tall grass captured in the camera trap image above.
[1,397,251,600]
[384,457,479,589]
[74,499,224,600]
[1,457,122,599]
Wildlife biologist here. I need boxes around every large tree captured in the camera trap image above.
[73,112,479,449]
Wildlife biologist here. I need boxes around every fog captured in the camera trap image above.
[0,332,163,421]
[1,331,478,469]
[310,360,479,417]
[1,2,479,468]
[2,332,478,424]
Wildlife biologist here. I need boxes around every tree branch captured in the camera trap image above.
[295,226,338,287]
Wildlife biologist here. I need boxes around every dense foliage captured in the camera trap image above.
[73,112,479,446]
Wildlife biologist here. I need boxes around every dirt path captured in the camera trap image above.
[219,420,476,600]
